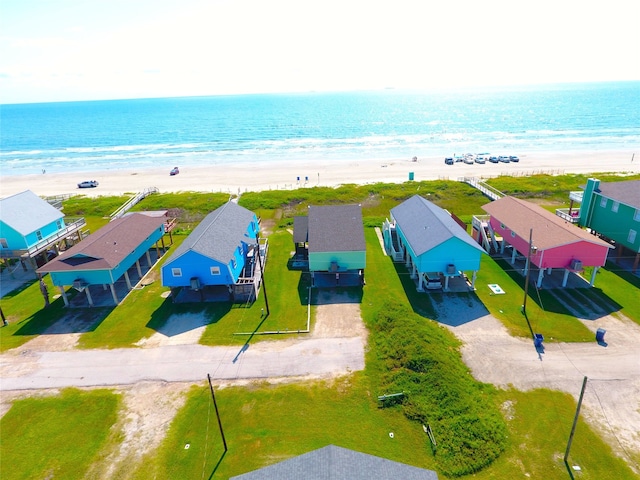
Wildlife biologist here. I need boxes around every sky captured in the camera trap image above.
[1,0,639,104]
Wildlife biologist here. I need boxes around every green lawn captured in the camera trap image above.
[0,389,121,480]
[474,256,595,341]
[0,274,83,352]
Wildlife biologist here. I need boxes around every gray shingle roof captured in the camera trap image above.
[308,205,365,253]
[37,213,166,272]
[164,202,256,265]
[597,180,640,208]
[230,445,438,479]
[0,190,63,236]
[391,195,485,256]
[293,215,309,243]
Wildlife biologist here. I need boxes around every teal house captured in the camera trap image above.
[0,190,86,270]
[577,178,640,272]
[294,205,366,287]
[383,195,486,290]
[161,202,262,302]
[37,213,167,306]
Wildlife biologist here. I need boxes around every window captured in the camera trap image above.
[628,229,637,244]
[634,209,640,222]
[511,231,516,238]
[0,238,7,249]
[612,201,619,213]
[231,259,237,269]
[210,266,220,275]
[171,268,182,277]
[36,230,43,241]
[500,223,506,230]
[600,197,607,208]
[56,220,63,229]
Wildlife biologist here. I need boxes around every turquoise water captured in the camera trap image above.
[1,82,638,175]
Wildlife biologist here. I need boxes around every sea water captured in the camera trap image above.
[1,81,638,176]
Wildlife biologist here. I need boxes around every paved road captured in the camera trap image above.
[0,337,365,390]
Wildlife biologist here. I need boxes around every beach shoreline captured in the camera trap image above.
[1,149,638,198]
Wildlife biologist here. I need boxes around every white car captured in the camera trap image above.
[425,272,442,290]
[78,180,99,188]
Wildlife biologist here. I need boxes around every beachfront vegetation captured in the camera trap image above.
[1,173,639,478]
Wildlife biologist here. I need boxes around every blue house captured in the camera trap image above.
[37,213,167,306]
[161,202,262,302]
[383,195,486,290]
[0,190,86,271]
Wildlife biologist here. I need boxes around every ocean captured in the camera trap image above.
[1,81,639,176]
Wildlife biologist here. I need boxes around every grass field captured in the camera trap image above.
[1,176,639,479]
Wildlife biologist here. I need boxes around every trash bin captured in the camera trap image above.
[408,172,414,181]
[596,328,606,342]
[534,333,544,348]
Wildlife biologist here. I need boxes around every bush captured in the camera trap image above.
[370,300,507,476]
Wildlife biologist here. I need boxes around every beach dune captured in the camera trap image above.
[1,150,637,198]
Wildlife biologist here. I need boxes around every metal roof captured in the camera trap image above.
[0,190,63,236]
[230,445,438,480]
[37,213,166,272]
[482,196,612,251]
[163,201,256,265]
[597,180,640,209]
[391,195,485,256]
[307,205,365,253]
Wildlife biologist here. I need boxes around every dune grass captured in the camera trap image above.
[0,389,121,480]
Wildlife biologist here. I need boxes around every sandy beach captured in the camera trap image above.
[1,149,638,198]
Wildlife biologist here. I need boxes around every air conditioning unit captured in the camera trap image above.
[446,264,456,275]
[570,259,583,271]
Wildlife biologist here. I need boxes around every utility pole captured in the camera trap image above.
[522,228,534,316]
[564,376,588,463]
[256,238,269,316]
[207,374,227,452]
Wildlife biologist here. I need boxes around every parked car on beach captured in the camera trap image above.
[78,180,98,188]
[170,167,180,176]
[509,156,520,162]
[444,157,454,165]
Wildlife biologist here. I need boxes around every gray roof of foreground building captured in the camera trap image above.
[229,445,439,480]
[391,195,485,256]
[164,202,256,265]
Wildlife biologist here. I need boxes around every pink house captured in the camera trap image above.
[482,196,612,287]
